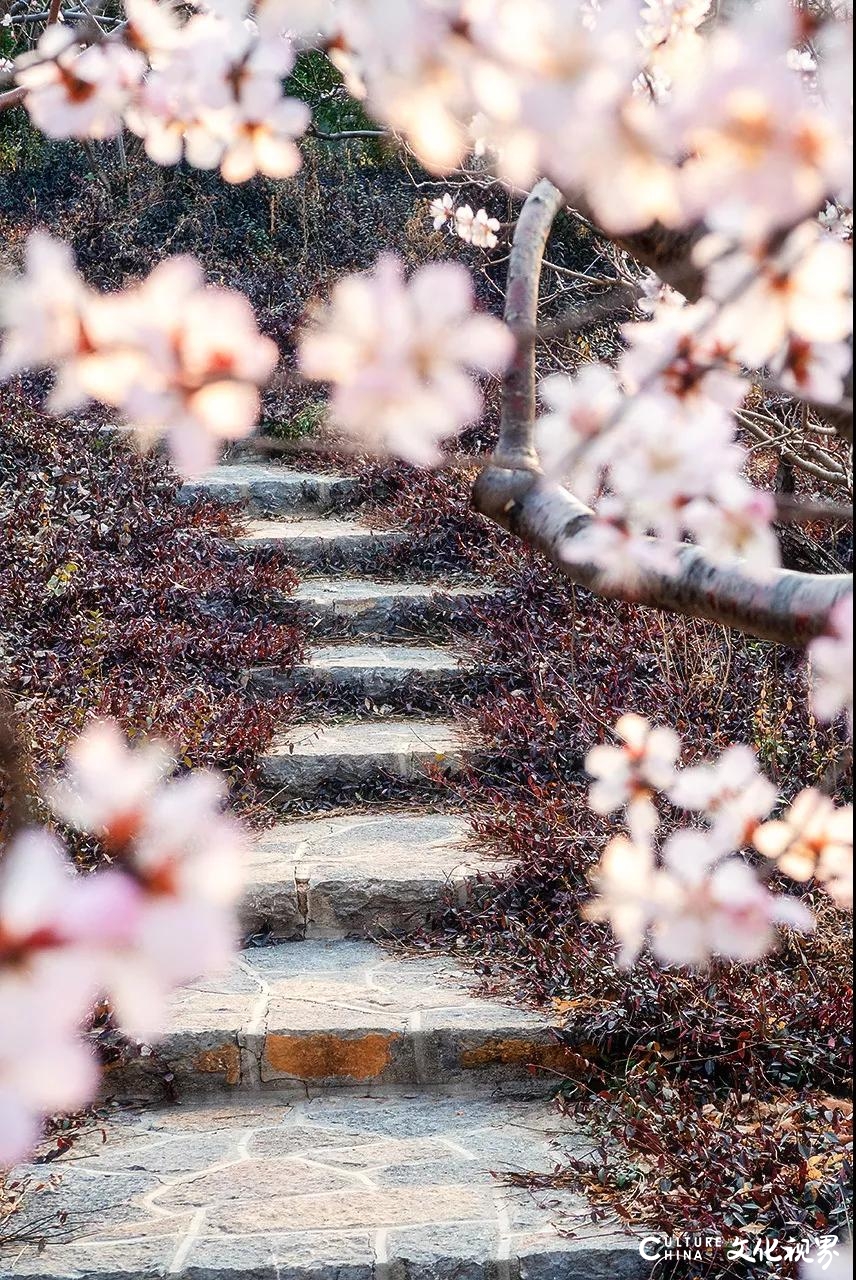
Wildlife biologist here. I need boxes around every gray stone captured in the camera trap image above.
[182,1232,375,1279]
[385,1225,502,1279]
[251,643,472,700]
[241,813,502,940]
[103,941,571,1098]
[280,579,497,639]
[259,720,467,796]
[235,519,406,569]
[1,1095,644,1279]
[516,1232,651,1279]
[180,464,357,516]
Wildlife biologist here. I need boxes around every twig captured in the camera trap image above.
[0,692,35,846]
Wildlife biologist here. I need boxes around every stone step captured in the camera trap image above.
[260,720,467,797]
[4,1093,648,1280]
[104,940,578,1100]
[236,518,406,569]
[181,463,357,515]
[242,813,501,940]
[250,642,470,699]
[283,576,497,637]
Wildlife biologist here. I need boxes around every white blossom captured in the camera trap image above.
[299,254,513,464]
[808,596,853,733]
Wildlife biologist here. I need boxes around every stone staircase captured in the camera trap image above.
[1,461,648,1280]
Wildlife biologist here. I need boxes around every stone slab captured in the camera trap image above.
[241,813,501,939]
[259,721,467,796]
[100,940,578,1097]
[251,643,470,699]
[235,519,406,568]
[1,1094,649,1279]
[281,578,497,638]
[180,464,357,515]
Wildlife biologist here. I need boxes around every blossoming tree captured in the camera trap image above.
[0,0,852,1165]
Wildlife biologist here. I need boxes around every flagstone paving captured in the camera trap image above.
[240,812,500,939]
[2,1095,645,1279]
[0,461,650,1278]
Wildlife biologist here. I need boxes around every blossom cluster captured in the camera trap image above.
[319,0,851,236]
[585,713,852,968]
[299,0,850,578]
[429,192,502,248]
[298,253,513,464]
[534,214,852,581]
[0,721,244,1166]
[14,0,310,183]
[0,232,277,475]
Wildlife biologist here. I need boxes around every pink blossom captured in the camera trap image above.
[535,364,622,496]
[0,964,100,1167]
[0,231,88,378]
[770,336,853,404]
[585,827,811,968]
[808,596,853,733]
[585,713,681,844]
[698,222,853,370]
[0,830,135,1167]
[609,398,746,544]
[0,827,139,957]
[47,719,174,848]
[47,722,244,1040]
[429,193,456,229]
[669,743,778,848]
[12,246,280,476]
[670,5,851,237]
[455,206,501,249]
[583,835,659,966]
[650,851,815,967]
[684,476,781,577]
[15,28,146,141]
[561,510,678,589]
[620,301,747,414]
[299,254,513,464]
[754,788,853,909]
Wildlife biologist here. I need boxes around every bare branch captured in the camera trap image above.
[472,467,852,647]
[571,204,707,302]
[0,86,26,112]
[494,177,565,470]
[309,127,391,142]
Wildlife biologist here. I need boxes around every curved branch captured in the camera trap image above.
[472,467,852,647]
[0,86,26,112]
[494,177,564,470]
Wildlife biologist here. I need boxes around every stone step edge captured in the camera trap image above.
[241,853,501,940]
[105,1011,577,1100]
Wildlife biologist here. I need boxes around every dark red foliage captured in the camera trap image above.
[0,382,304,849]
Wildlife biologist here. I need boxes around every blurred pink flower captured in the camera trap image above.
[754,788,853,909]
[299,254,513,464]
[669,743,778,848]
[808,596,853,733]
[586,713,681,844]
[15,28,145,141]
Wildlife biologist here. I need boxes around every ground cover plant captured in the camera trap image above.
[1,382,301,838]
[0,5,853,1276]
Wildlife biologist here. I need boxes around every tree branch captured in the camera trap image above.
[494,177,565,470]
[0,86,26,112]
[0,692,35,846]
[472,467,852,647]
